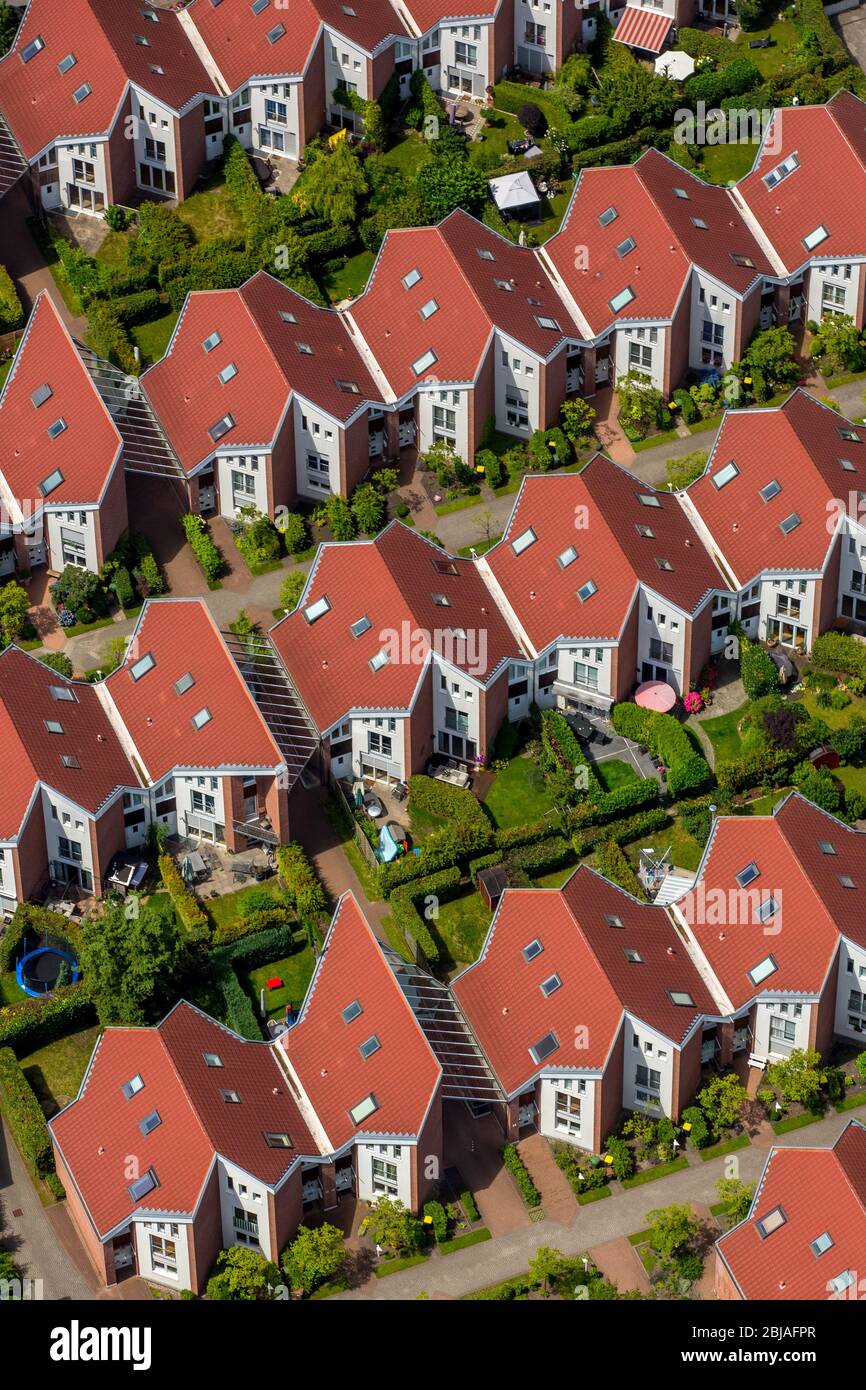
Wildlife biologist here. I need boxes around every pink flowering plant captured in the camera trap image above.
[682,690,704,715]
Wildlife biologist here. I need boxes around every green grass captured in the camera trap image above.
[0,970,28,1006]
[309,1278,350,1299]
[533,187,573,241]
[245,948,316,1020]
[623,817,704,874]
[735,789,790,816]
[20,1027,101,1117]
[699,1134,750,1162]
[801,688,866,730]
[470,109,524,162]
[835,1091,866,1112]
[434,494,482,517]
[94,231,130,269]
[439,1228,492,1254]
[62,614,115,639]
[374,134,432,176]
[320,249,375,304]
[699,142,757,187]
[577,1185,611,1205]
[628,1228,651,1245]
[177,176,246,242]
[483,754,558,829]
[374,1252,428,1278]
[430,891,492,970]
[631,427,679,453]
[699,702,750,763]
[491,81,571,132]
[0,357,12,391]
[26,217,84,317]
[731,18,799,76]
[620,1156,689,1188]
[835,765,866,798]
[380,913,414,964]
[206,878,285,934]
[595,759,639,792]
[130,309,179,367]
[457,534,501,557]
[532,865,576,889]
[771,1110,826,1136]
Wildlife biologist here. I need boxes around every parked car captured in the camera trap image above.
[363,792,385,819]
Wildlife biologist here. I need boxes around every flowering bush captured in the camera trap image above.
[57,607,75,629]
[683,690,704,714]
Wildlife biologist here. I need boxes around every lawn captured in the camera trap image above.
[0,970,28,1006]
[245,946,317,1020]
[130,309,179,367]
[735,789,790,816]
[177,175,246,242]
[836,764,866,798]
[0,357,12,390]
[622,816,704,874]
[206,877,286,935]
[730,18,799,77]
[532,186,572,241]
[470,109,525,163]
[801,688,866,730]
[320,249,375,303]
[373,134,432,177]
[94,230,130,269]
[483,754,558,829]
[429,891,492,971]
[699,142,757,187]
[532,865,576,889]
[20,1027,102,1117]
[699,702,749,763]
[26,217,84,317]
[491,80,572,132]
[595,759,639,792]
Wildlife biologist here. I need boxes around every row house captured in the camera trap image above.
[270,521,523,784]
[0,596,292,915]
[715,1120,866,1301]
[669,792,866,1071]
[480,459,730,717]
[680,390,866,653]
[0,293,128,581]
[50,893,443,1294]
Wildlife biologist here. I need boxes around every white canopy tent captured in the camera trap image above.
[488,170,540,219]
[654,49,696,80]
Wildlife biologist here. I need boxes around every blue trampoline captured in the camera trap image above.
[16,944,80,998]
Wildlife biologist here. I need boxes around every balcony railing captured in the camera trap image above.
[233,1217,259,1237]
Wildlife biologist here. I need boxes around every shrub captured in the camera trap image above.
[857,1051,866,1085]
[492,718,519,762]
[609,703,711,798]
[0,1048,55,1178]
[158,854,211,938]
[506,835,571,876]
[460,1189,480,1222]
[571,779,660,828]
[0,987,95,1055]
[571,806,669,859]
[38,651,74,678]
[0,263,23,332]
[134,551,164,597]
[325,494,357,541]
[423,1200,448,1242]
[740,639,780,700]
[276,843,327,923]
[182,513,223,582]
[493,819,553,852]
[86,300,138,375]
[501,1143,541,1206]
[235,511,281,570]
[111,565,135,610]
[603,1134,635,1181]
[811,631,866,682]
[390,867,462,966]
[593,840,644,898]
[406,774,488,827]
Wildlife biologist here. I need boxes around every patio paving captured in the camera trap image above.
[588,1235,652,1295]
[443,1104,530,1238]
[517,1134,578,1226]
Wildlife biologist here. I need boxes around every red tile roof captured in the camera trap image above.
[270,521,520,732]
[0,0,216,162]
[401,0,500,32]
[0,293,122,511]
[454,868,716,1096]
[484,459,723,654]
[736,92,866,273]
[350,212,577,398]
[183,0,323,92]
[0,646,136,840]
[104,598,284,784]
[143,274,379,473]
[612,5,672,54]
[283,893,441,1149]
[685,390,866,585]
[50,1001,318,1238]
[681,793,866,1010]
[312,0,409,50]
[716,1121,866,1300]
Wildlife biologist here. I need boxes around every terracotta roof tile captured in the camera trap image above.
[184,0,323,92]
[312,0,409,50]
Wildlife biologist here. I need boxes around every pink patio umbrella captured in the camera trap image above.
[634,680,677,713]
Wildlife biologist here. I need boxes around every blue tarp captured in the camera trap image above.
[378,824,400,863]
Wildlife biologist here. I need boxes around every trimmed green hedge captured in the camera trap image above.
[715,747,795,795]
[276,843,327,923]
[212,905,294,947]
[572,806,669,859]
[182,513,223,583]
[159,853,211,938]
[469,852,504,886]
[501,1143,541,1207]
[0,263,24,332]
[593,840,644,899]
[493,818,553,852]
[0,1047,55,1178]
[506,835,572,876]
[811,631,866,681]
[406,774,488,826]
[571,778,659,828]
[390,867,463,966]
[0,988,96,1057]
[379,819,493,895]
[610,703,711,798]
[0,903,76,972]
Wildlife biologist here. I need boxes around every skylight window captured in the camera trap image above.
[31,383,52,408]
[121,1074,144,1100]
[72,83,92,104]
[47,417,67,439]
[138,1110,161,1136]
[264,1132,293,1148]
[756,1205,787,1238]
[609,286,635,314]
[839,428,861,442]
[20,35,45,63]
[350,615,371,638]
[756,896,778,922]
[598,206,618,227]
[369,649,390,672]
[760,479,781,502]
[149,63,164,75]
[522,939,543,961]
[49,686,76,702]
[402,267,421,289]
[432,560,458,575]
[349,1094,379,1125]
[818,841,836,854]
[209,413,235,442]
[203,1053,223,1067]
[540,973,561,997]
[202,331,221,353]
[803,224,829,251]
[44,720,64,735]
[656,558,673,572]
[830,1270,855,1294]
[359,1035,381,1060]
[529,1031,559,1064]
[736,862,759,887]
[335,380,360,394]
[840,458,857,471]
[511,527,537,556]
[839,874,856,889]
[412,349,437,376]
[673,187,689,199]
[218,362,238,384]
[636,525,655,538]
[296,342,314,355]
[419,298,439,320]
[638,492,661,507]
[251,0,269,10]
[762,152,799,190]
[133,33,151,46]
[476,248,495,261]
[669,991,695,1006]
[712,461,740,490]
[174,672,195,696]
[128,1169,158,1203]
[279,310,297,323]
[431,594,451,606]
[615,237,636,258]
[267,22,286,43]
[191,707,212,730]
[779,512,801,535]
[220,1089,241,1103]
[57,53,77,74]
[535,315,561,331]
[605,914,624,928]
[129,652,155,681]
[731,253,755,268]
[303,595,330,624]
[577,579,597,602]
[557,546,578,569]
[625,949,643,964]
[811,1231,834,1257]
[494,278,514,292]
[61,754,80,769]
[341,1000,362,1024]
[747,955,778,986]
[691,217,708,230]
[39,469,64,497]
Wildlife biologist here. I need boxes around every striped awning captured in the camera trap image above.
[613,5,673,54]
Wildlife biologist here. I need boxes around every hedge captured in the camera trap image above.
[217,922,299,972]
[0,987,96,1057]
[107,288,162,326]
[492,818,554,852]
[811,631,866,681]
[212,905,294,947]
[740,639,780,700]
[208,924,300,1041]
[506,835,572,876]
[210,955,262,1040]
[406,774,489,827]
[276,843,328,923]
[0,1048,55,1179]
[501,1143,541,1207]
[571,778,660,828]
[378,818,493,895]
[469,852,505,886]
[715,747,795,796]
[593,840,644,899]
[610,703,711,798]
[86,300,138,375]
[0,903,75,972]
[390,867,463,966]
[222,132,266,230]
[572,129,656,173]
[159,853,211,938]
[540,709,601,799]
[182,513,223,583]
[0,263,23,332]
[572,806,669,859]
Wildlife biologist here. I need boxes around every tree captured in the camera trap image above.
[325,493,357,541]
[359,1196,423,1254]
[740,638,780,700]
[645,1203,700,1260]
[766,1048,825,1112]
[278,571,306,612]
[0,581,31,645]
[696,1072,747,1136]
[38,652,74,678]
[740,326,800,400]
[0,2,18,56]
[560,397,596,448]
[810,313,866,375]
[371,466,399,495]
[51,565,107,618]
[415,158,488,221]
[206,1246,282,1301]
[350,482,385,535]
[715,1176,755,1226]
[529,1245,565,1294]
[79,898,191,1026]
[0,264,23,333]
[517,103,547,137]
[665,449,707,491]
[473,507,500,546]
[600,63,679,130]
[615,371,664,440]
[281,1223,346,1296]
[292,137,368,226]
[280,511,308,557]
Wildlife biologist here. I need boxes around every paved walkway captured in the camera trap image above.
[289,782,388,935]
[0,1118,97,1301]
[518,1134,579,1226]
